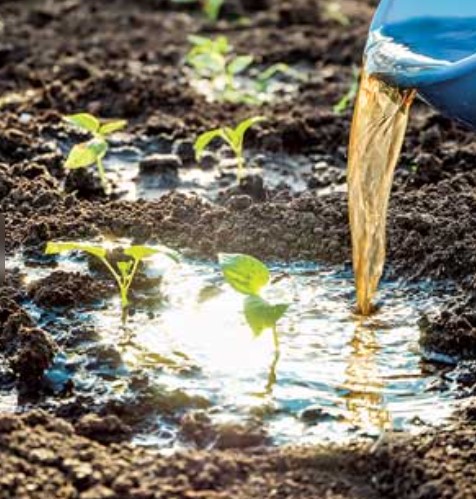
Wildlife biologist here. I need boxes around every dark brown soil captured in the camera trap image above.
[0,405,475,499]
[1,0,475,497]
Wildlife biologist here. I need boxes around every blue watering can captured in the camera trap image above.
[365,0,476,129]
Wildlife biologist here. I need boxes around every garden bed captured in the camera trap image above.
[1,0,476,497]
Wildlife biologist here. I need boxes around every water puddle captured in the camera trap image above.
[56,137,333,202]
[2,250,460,448]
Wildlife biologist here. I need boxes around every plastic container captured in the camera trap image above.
[365,0,476,128]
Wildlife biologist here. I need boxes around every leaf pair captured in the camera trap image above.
[64,113,127,137]
[63,113,127,193]
[194,116,265,180]
[218,253,288,339]
[186,35,254,100]
[45,241,179,324]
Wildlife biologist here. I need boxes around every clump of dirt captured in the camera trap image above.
[28,271,112,309]
[0,296,57,384]
[420,292,476,360]
[75,414,133,444]
[180,411,269,449]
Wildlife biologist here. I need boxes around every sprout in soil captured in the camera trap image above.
[194,116,265,181]
[63,113,127,195]
[323,1,350,26]
[187,35,306,103]
[171,0,224,22]
[45,241,179,326]
[187,35,254,102]
[254,63,308,94]
[333,67,359,114]
[218,253,288,356]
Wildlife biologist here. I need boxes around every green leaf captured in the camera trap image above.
[64,113,100,134]
[222,126,239,150]
[244,295,289,337]
[188,34,213,48]
[64,139,108,170]
[117,261,133,279]
[124,246,159,261]
[194,129,223,160]
[227,55,253,76]
[45,241,107,260]
[204,0,225,21]
[99,120,127,136]
[124,245,180,263]
[333,67,359,114]
[219,253,270,296]
[235,116,266,142]
[188,52,225,76]
[214,35,231,54]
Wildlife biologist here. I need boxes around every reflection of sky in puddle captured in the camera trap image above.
[5,253,459,447]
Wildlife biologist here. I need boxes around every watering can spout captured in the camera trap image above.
[365,0,476,129]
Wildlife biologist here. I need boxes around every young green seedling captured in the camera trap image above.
[45,241,179,325]
[255,63,307,94]
[333,67,359,114]
[218,253,288,354]
[63,113,127,194]
[187,35,254,102]
[194,116,265,181]
[171,0,224,22]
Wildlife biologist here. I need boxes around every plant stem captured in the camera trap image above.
[272,325,280,355]
[99,257,129,324]
[236,153,245,182]
[96,156,110,194]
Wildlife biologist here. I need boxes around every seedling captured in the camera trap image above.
[218,253,288,354]
[254,63,307,94]
[187,35,254,101]
[324,1,350,26]
[45,241,179,325]
[187,35,307,103]
[333,67,359,114]
[63,113,127,194]
[171,0,225,21]
[194,116,265,180]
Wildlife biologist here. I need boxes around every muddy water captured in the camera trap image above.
[347,70,415,315]
[3,251,459,447]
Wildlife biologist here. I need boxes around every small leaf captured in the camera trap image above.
[187,34,213,48]
[221,126,239,150]
[45,242,107,260]
[219,253,269,296]
[189,52,225,76]
[227,55,253,75]
[99,120,127,136]
[235,116,266,142]
[204,0,224,21]
[125,245,180,263]
[64,113,100,134]
[64,139,108,170]
[194,129,223,160]
[214,35,231,54]
[124,246,159,261]
[64,143,97,170]
[117,261,133,279]
[244,295,289,337]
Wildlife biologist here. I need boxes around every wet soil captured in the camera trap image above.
[1,0,476,497]
[0,404,475,499]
